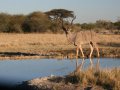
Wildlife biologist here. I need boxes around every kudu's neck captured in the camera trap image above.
[61,16,76,45]
[62,27,76,46]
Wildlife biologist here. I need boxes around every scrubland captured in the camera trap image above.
[0,33,119,59]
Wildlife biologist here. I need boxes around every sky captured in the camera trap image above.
[0,0,120,23]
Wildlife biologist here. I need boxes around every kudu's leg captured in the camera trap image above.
[94,43,100,57]
[79,45,85,58]
[76,47,79,72]
[89,42,94,58]
[76,47,79,59]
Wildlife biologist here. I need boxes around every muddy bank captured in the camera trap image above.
[0,48,120,60]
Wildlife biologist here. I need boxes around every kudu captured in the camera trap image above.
[60,16,100,58]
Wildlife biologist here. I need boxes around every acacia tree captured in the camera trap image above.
[45,9,74,19]
[45,9,75,33]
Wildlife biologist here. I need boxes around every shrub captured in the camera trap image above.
[0,13,11,32]
[7,15,25,33]
[22,12,51,33]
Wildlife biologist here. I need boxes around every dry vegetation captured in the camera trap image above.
[66,68,120,90]
[15,67,120,90]
[0,33,67,52]
[0,33,120,59]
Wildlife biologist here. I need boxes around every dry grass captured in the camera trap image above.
[98,34,120,48]
[98,34,120,44]
[66,68,120,90]
[0,33,119,59]
[0,33,66,45]
[0,33,119,49]
[0,33,67,54]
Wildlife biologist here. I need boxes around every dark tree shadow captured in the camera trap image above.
[0,52,39,57]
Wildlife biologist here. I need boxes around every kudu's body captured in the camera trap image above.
[61,22,100,58]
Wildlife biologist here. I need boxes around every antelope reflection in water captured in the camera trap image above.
[74,58,100,73]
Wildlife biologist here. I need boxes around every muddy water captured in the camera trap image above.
[0,58,119,86]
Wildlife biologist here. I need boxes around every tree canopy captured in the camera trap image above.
[45,9,74,19]
[0,9,119,34]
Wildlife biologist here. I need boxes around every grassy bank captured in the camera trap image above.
[13,67,120,90]
[0,33,120,59]
[66,68,120,90]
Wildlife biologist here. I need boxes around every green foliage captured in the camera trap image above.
[95,20,113,30]
[49,22,61,33]
[22,12,51,33]
[0,10,119,33]
[0,13,11,32]
[45,9,75,33]
[81,23,95,30]
[114,21,120,30]
[45,9,74,19]
[8,15,25,33]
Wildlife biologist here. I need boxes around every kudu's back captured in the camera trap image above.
[75,30,98,45]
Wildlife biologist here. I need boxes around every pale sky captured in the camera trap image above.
[0,0,120,23]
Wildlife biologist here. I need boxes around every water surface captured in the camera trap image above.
[0,58,119,86]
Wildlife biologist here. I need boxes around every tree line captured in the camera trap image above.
[0,9,120,33]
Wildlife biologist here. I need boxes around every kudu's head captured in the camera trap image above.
[61,23,72,35]
[60,16,76,35]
